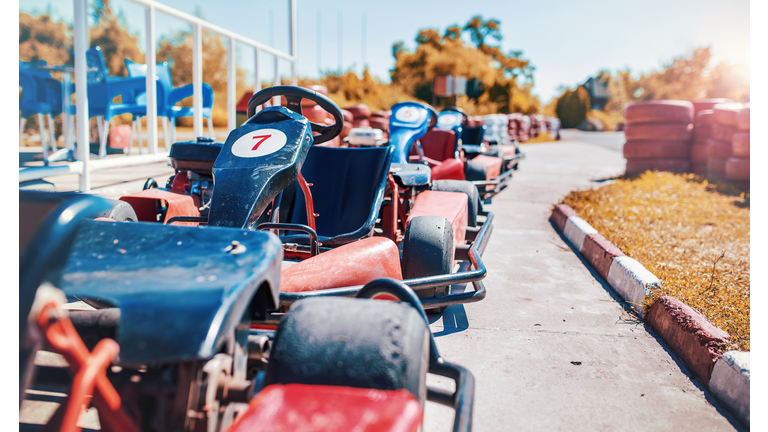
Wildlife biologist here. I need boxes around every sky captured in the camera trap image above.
[18,0,751,103]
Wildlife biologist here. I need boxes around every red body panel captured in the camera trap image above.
[498,144,518,158]
[226,384,422,432]
[471,155,502,181]
[280,237,402,293]
[407,190,467,246]
[120,188,201,226]
[431,158,466,181]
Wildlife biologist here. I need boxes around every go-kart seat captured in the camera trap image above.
[461,125,486,145]
[169,141,223,176]
[281,145,394,246]
[409,129,465,181]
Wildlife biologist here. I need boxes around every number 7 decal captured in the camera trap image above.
[251,134,271,151]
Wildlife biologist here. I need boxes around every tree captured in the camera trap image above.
[89,0,144,77]
[555,86,590,128]
[390,16,539,115]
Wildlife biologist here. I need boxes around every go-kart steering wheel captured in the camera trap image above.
[441,106,469,126]
[246,86,344,145]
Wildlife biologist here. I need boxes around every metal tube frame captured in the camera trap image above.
[277,211,495,308]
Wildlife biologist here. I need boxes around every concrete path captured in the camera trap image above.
[20,138,743,431]
[559,129,626,151]
[423,140,744,431]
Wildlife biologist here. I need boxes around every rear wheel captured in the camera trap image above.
[401,216,454,314]
[266,296,430,404]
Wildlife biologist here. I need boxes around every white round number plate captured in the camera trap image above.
[231,129,288,158]
[394,106,426,123]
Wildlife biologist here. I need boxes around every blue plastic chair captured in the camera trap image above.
[20,63,62,163]
[86,46,152,157]
[125,58,215,144]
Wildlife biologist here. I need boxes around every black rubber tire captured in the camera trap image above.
[95,199,138,222]
[401,216,454,314]
[143,178,158,190]
[266,296,430,403]
[464,158,487,182]
[430,180,479,227]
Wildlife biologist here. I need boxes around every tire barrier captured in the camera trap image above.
[624,100,694,125]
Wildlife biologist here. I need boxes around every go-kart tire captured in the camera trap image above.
[401,216,454,314]
[430,180,479,227]
[696,109,715,126]
[713,104,741,126]
[691,99,732,116]
[732,132,750,157]
[624,101,694,125]
[623,123,694,142]
[737,106,750,131]
[95,199,138,222]
[464,158,488,182]
[266,296,430,403]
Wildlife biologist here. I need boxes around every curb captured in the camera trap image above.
[550,204,750,427]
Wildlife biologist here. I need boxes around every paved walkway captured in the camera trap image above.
[423,140,743,431]
[20,137,743,431]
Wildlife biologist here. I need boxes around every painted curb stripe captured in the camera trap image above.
[550,204,749,426]
[606,256,657,316]
[710,351,750,427]
[646,296,730,384]
[562,216,597,252]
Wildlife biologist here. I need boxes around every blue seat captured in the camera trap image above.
[281,145,394,246]
[461,125,486,145]
[125,59,215,146]
[86,46,154,157]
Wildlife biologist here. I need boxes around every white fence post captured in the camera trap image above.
[272,57,280,107]
[192,22,203,136]
[290,0,297,85]
[73,0,90,191]
[228,38,236,131]
[145,4,158,153]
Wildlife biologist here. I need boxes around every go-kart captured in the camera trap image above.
[102,87,491,314]
[430,107,521,199]
[20,191,474,432]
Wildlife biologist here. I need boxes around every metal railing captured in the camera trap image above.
[21,0,297,191]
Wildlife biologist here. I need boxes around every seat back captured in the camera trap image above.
[85,47,111,112]
[286,145,394,243]
[412,129,457,162]
[461,125,486,145]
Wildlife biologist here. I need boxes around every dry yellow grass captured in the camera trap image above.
[562,171,750,351]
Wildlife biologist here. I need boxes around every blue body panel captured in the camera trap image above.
[388,102,433,164]
[390,163,431,186]
[59,219,283,365]
[208,107,314,229]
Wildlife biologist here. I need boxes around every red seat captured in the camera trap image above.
[417,129,456,162]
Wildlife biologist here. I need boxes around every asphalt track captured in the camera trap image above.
[21,135,745,431]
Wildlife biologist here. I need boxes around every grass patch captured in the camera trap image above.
[520,132,555,144]
[561,171,750,351]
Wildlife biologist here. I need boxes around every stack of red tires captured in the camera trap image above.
[706,103,742,179]
[370,110,391,139]
[728,105,750,188]
[507,113,521,142]
[345,104,372,128]
[690,109,715,174]
[623,101,694,174]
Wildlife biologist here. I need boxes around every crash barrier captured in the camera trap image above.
[622,100,749,189]
[19,0,297,191]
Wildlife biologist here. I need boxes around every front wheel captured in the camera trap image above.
[401,216,454,314]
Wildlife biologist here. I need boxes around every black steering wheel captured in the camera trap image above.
[246,86,344,145]
[441,106,469,126]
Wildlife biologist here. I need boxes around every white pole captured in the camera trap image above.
[192,23,203,136]
[74,0,90,191]
[272,57,280,107]
[290,0,297,85]
[145,4,158,154]
[254,48,262,113]
[228,37,236,131]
